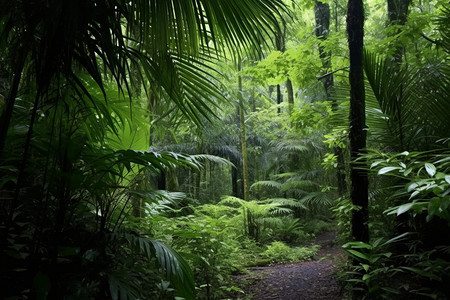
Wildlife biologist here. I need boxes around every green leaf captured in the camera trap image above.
[397,203,414,216]
[343,241,373,250]
[362,264,370,272]
[445,175,450,184]
[401,267,441,280]
[378,166,401,175]
[425,163,437,177]
[384,232,410,245]
[346,249,369,261]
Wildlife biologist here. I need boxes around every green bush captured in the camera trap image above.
[262,241,319,263]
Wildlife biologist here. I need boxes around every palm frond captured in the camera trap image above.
[123,233,195,299]
[190,154,235,167]
[364,49,450,149]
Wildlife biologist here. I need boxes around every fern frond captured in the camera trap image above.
[281,180,318,192]
[261,198,308,210]
[299,192,333,207]
[268,206,294,215]
[272,172,298,179]
[250,180,282,191]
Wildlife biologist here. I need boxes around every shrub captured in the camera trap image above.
[262,241,319,263]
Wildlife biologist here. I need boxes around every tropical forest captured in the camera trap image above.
[0,0,449,299]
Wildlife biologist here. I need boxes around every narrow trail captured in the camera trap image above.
[233,231,345,300]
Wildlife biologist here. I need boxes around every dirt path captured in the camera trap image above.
[233,231,345,300]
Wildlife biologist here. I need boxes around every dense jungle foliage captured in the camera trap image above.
[0,0,449,299]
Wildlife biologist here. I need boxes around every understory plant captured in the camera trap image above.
[343,150,450,299]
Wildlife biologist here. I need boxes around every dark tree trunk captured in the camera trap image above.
[238,73,249,201]
[275,24,290,115]
[315,0,347,196]
[157,170,166,190]
[231,158,239,197]
[387,0,411,64]
[276,84,282,114]
[386,0,410,150]
[286,79,294,114]
[347,0,369,243]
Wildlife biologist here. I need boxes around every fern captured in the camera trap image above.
[250,180,283,191]
[281,180,318,192]
[261,198,308,210]
[299,192,333,207]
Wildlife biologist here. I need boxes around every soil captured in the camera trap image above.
[232,231,346,300]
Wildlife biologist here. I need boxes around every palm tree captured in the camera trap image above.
[0,0,286,154]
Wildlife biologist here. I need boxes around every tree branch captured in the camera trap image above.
[317,66,349,80]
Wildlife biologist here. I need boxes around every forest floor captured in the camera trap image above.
[232,231,347,300]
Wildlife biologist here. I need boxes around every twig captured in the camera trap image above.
[421,33,439,45]
[317,66,350,81]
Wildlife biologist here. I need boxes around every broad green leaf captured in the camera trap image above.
[445,175,450,184]
[424,163,436,177]
[397,203,414,216]
[362,274,371,281]
[407,182,419,192]
[346,249,369,261]
[403,168,412,176]
[384,232,410,245]
[343,241,373,250]
[378,166,401,175]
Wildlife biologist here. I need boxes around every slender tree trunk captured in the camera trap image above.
[387,0,411,64]
[315,0,347,196]
[286,79,294,114]
[276,84,282,114]
[231,157,239,197]
[347,0,369,243]
[386,0,410,150]
[238,73,249,201]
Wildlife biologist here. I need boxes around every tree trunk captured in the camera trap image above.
[238,73,249,201]
[387,0,410,63]
[286,79,294,114]
[386,0,410,150]
[231,157,239,197]
[347,0,369,243]
[315,0,347,196]
[276,84,282,114]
